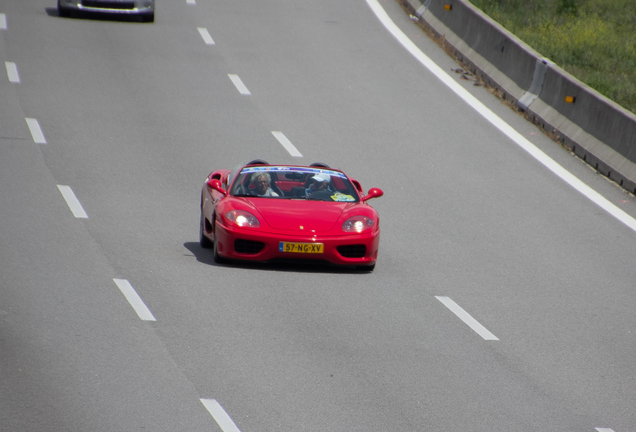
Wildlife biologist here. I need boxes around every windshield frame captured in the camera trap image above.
[229,165,360,202]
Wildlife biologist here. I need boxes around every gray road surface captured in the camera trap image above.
[1,0,635,431]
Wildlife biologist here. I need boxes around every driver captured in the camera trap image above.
[250,173,279,196]
[306,173,332,197]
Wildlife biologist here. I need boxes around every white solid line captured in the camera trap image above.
[25,118,46,144]
[200,399,242,432]
[272,131,303,157]
[366,0,636,234]
[113,279,156,322]
[0,14,6,30]
[436,296,499,341]
[228,74,251,95]
[57,185,89,219]
[5,62,19,83]
[197,27,215,45]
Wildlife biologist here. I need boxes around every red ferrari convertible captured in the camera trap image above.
[199,160,383,270]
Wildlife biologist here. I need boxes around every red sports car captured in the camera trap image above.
[199,160,383,270]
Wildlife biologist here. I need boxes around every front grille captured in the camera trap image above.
[81,0,135,9]
[337,244,366,258]
[234,239,265,254]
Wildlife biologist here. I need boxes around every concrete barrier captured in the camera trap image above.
[400,0,636,194]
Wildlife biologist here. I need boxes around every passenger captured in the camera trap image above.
[250,173,279,197]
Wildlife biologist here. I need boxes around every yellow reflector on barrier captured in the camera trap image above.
[565,96,576,103]
[444,3,452,10]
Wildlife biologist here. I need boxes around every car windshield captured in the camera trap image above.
[229,166,360,202]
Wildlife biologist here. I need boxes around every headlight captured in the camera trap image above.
[342,216,374,233]
[224,210,260,228]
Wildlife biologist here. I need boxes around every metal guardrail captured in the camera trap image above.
[401,0,636,194]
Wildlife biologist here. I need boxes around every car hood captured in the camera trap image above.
[245,198,351,231]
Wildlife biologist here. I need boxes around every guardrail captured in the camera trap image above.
[399,0,636,194]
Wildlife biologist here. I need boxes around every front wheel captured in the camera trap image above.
[57,0,71,17]
[199,213,213,249]
[357,263,375,272]
[141,12,154,23]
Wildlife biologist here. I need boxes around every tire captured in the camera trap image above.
[199,213,213,249]
[357,263,375,272]
[57,0,71,17]
[141,12,154,23]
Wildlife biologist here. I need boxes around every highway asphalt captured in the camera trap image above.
[1,0,635,431]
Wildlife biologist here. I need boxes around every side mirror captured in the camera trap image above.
[206,178,227,195]
[362,187,383,202]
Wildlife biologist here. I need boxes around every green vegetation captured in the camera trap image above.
[469,0,636,113]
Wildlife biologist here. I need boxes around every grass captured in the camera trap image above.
[468,0,636,114]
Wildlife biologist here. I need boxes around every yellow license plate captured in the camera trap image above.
[279,242,324,253]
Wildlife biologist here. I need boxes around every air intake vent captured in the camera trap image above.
[82,1,135,9]
[337,244,366,258]
[234,239,265,254]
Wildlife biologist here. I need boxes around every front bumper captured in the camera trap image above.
[215,223,380,267]
[59,0,154,14]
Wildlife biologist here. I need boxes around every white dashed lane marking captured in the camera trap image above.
[201,399,242,432]
[57,185,88,219]
[197,27,215,45]
[228,74,251,95]
[272,131,303,157]
[5,62,19,83]
[113,279,156,322]
[0,14,7,30]
[435,296,499,341]
[25,118,46,144]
